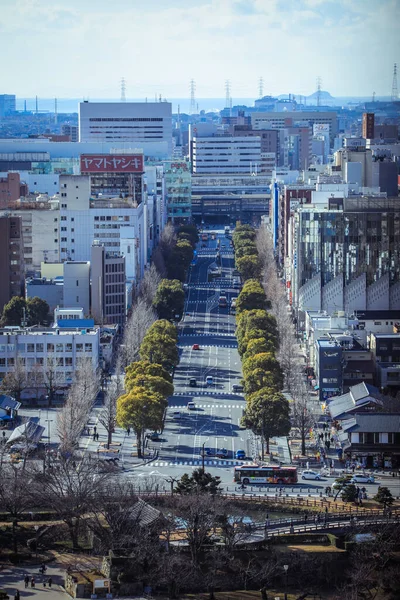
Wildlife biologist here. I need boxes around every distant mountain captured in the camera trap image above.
[307,90,335,101]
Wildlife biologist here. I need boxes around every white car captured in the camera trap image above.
[301,470,321,481]
[187,402,196,410]
[172,411,182,419]
[351,474,375,484]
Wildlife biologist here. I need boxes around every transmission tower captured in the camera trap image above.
[258,77,264,98]
[189,79,196,115]
[120,77,126,102]
[225,79,231,109]
[391,63,398,102]
[316,76,322,107]
[372,91,376,103]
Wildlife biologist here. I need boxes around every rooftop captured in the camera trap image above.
[342,413,400,433]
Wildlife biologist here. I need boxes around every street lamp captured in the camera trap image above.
[283,564,289,600]
[201,441,206,472]
[34,525,39,561]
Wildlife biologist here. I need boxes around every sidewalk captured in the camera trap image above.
[0,562,68,600]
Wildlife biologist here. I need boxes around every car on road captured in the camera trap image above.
[192,343,200,350]
[216,448,228,458]
[146,432,161,441]
[206,375,213,386]
[172,411,182,419]
[187,401,196,410]
[189,377,197,387]
[232,383,244,393]
[205,448,215,456]
[235,449,246,460]
[351,474,375,484]
[301,470,321,481]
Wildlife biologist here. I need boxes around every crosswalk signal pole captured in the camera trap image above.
[202,442,205,472]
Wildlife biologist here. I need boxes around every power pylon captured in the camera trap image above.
[121,78,126,102]
[316,76,322,107]
[225,79,231,109]
[258,77,264,98]
[391,63,398,102]
[189,79,196,115]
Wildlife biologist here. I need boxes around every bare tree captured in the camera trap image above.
[174,494,217,566]
[57,358,99,455]
[122,297,156,366]
[1,356,28,404]
[291,382,315,456]
[41,353,65,407]
[139,264,162,307]
[158,222,177,261]
[0,463,35,554]
[98,356,124,448]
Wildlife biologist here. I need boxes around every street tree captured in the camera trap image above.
[167,239,194,281]
[27,296,50,325]
[153,279,185,320]
[41,353,65,406]
[236,254,262,281]
[291,383,315,456]
[242,337,277,362]
[341,483,358,504]
[1,356,28,403]
[174,493,217,566]
[241,389,291,457]
[140,332,179,369]
[98,357,124,448]
[242,352,284,390]
[243,368,278,395]
[139,264,162,307]
[238,328,278,357]
[236,279,268,314]
[146,319,178,341]
[177,224,199,246]
[174,468,222,495]
[236,309,278,343]
[122,297,157,365]
[235,241,258,260]
[374,486,394,508]
[117,386,167,457]
[125,359,172,387]
[158,222,177,263]
[0,463,35,554]
[332,476,352,500]
[127,372,173,400]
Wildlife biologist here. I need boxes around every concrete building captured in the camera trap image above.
[370,333,400,393]
[0,216,24,312]
[78,101,173,155]
[362,113,375,140]
[164,160,191,223]
[0,95,16,117]
[0,197,60,270]
[91,242,126,327]
[0,324,100,399]
[0,172,28,207]
[26,278,64,313]
[61,124,79,142]
[191,136,262,174]
[63,261,90,315]
[251,111,338,142]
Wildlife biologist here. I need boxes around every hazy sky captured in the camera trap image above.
[1,0,399,99]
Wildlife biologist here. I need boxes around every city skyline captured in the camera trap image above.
[1,0,399,98]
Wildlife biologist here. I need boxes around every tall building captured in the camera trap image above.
[191,136,262,174]
[0,216,25,312]
[251,111,338,142]
[91,242,126,327]
[362,113,375,140]
[164,160,191,223]
[78,101,173,155]
[61,124,79,142]
[0,173,28,207]
[0,94,16,117]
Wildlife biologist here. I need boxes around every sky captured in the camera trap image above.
[1,0,399,99]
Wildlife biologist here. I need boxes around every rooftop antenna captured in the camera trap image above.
[225,79,231,109]
[316,76,322,107]
[391,63,398,102]
[372,91,376,103]
[189,79,196,115]
[54,98,57,124]
[159,94,162,103]
[35,95,38,114]
[121,77,126,102]
[258,77,264,98]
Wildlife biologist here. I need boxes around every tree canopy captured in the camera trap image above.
[1,296,50,327]
[236,279,268,314]
[174,468,221,495]
[125,360,173,386]
[140,332,179,368]
[153,279,185,321]
[242,352,284,390]
[236,254,262,281]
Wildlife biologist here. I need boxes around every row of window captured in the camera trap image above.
[354,432,400,444]
[0,342,93,353]
[88,118,163,122]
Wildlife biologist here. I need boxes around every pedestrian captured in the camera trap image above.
[24,575,29,588]
[48,577,53,588]
[93,433,96,441]
[93,426,97,434]
[325,506,328,514]
[31,577,35,588]
[127,427,130,436]
[87,427,90,436]
[96,432,99,441]
[304,512,308,523]
[14,591,20,600]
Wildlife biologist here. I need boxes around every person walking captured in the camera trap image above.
[127,427,130,436]
[31,577,35,588]
[14,590,20,600]
[48,577,53,588]
[93,426,97,435]
[96,432,99,441]
[93,433,96,441]
[24,575,29,588]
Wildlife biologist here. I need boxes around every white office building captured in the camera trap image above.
[191,136,262,174]
[78,102,173,155]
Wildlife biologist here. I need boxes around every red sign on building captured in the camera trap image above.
[80,154,144,173]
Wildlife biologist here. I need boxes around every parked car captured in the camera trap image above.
[192,343,200,350]
[187,401,196,410]
[235,449,246,460]
[189,377,197,387]
[216,448,228,458]
[351,474,375,484]
[301,470,321,481]
[232,383,244,393]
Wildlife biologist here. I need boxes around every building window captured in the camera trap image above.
[0,358,5,366]
[7,358,14,366]
[61,216,67,221]
[36,343,44,353]
[65,357,73,366]
[85,343,92,353]
[27,344,35,353]
[65,343,72,352]
[56,343,63,352]
[76,343,83,352]
[47,343,54,352]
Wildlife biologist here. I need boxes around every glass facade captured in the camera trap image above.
[164,160,192,223]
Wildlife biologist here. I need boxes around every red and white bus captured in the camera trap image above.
[234,465,298,485]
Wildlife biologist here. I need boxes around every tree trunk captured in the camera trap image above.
[12,519,18,555]
[266,437,270,454]
[67,519,80,550]
[301,431,306,456]
[136,432,142,458]
[107,428,112,449]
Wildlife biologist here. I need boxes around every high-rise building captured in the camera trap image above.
[0,216,25,312]
[191,136,262,174]
[91,242,126,327]
[0,94,16,117]
[78,101,173,155]
[362,113,375,140]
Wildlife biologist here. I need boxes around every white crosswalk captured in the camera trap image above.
[180,332,234,337]
[146,460,243,467]
[172,391,243,397]
[168,403,243,408]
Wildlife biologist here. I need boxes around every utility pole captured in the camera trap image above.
[201,441,206,471]
[391,63,398,102]
[189,79,196,115]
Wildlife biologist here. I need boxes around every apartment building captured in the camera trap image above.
[0,216,24,312]
[191,136,262,175]
[91,242,126,327]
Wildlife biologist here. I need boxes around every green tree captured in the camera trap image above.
[174,468,222,495]
[125,360,173,387]
[146,319,178,342]
[341,483,359,504]
[127,373,174,399]
[117,387,167,457]
[236,309,278,343]
[374,486,394,508]
[332,476,352,500]
[140,333,179,368]
[238,328,278,357]
[1,296,26,326]
[242,352,284,390]
[236,280,268,314]
[177,224,199,246]
[243,368,278,395]
[241,389,291,457]
[167,240,194,281]
[153,279,185,321]
[27,297,50,325]
[235,241,258,260]
[242,337,277,362]
[236,254,262,281]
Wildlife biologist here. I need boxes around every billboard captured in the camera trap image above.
[80,154,144,173]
